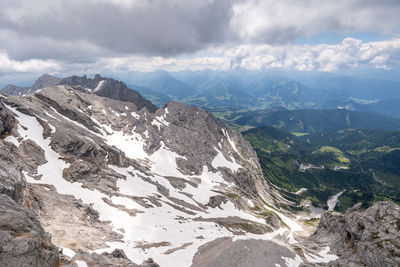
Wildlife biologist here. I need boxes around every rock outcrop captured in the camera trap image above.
[310,201,400,266]
[0,120,60,266]
[1,74,157,113]
[0,100,15,138]
[0,74,60,96]
[58,74,158,112]
[0,194,60,267]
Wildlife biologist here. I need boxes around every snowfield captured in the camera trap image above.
[5,103,338,267]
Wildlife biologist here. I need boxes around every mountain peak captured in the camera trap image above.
[59,74,158,113]
[32,74,60,90]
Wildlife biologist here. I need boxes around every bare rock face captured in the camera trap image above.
[0,74,60,96]
[0,100,15,138]
[0,108,60,266]
[0,194,60,267]
[73,250,159,267]
[58,74,157,113]
[311,201,400,266]
[0,138,27,205]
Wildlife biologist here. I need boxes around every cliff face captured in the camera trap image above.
[310,201,400,266]
[0,106,60,267]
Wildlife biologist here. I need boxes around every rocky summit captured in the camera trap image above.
[0,75,399,267]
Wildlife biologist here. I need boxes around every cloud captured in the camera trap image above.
[1,0,400,61]
[1,38,400,75]
[0,0,237,60]
[0,0,400,77]
[232,38,400,72]
[230,0,400,44]
[0,50,60,73]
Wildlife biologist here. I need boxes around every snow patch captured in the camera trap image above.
[282,254,303,267]
[4,135,20,147]
[61,247,76,258]
[131,112,140,120]
[75,260,88,267]
[211,149,241,172]
[304,247,338,263]
[92,80,105,93]
[223,129,240,155]
[327,190,345,211]
[263,205,302,232]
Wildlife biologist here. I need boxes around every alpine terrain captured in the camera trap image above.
[0,75,399,267]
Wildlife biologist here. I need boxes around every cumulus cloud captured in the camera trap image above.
[0,50,60,73]
[1,0,400,61]
[230,0,400,44]
[0,0,400,76]
[0,0,237,60]
[2,38,400,75]
[90,38,400,72]
[230,38,400,72]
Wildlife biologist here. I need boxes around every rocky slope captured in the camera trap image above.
[1,74,61,96]
[0,83,297,266]
[309,201,400,266]
[0,76,398,266]
[1,74,157,113]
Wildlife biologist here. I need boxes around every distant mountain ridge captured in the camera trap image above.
[1,74,61,96]
[3,70,400,118]
[221,108,400,133]
[1,74,157,113]
[126,70,316,109]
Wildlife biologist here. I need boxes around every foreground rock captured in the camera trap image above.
[191,237,298,267]
[310,201,400,266]
[0,194,60,267]
[0,99,15,138]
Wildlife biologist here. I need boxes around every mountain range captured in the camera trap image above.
[3,70,400,120]
[1,74,399,266]
[226,108,400,133]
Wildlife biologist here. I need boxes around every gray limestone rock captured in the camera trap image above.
[58,74,157,113]
[0,99,15,138]
[0,194,59,267]
[311,201,400,266]
[0,141,26,204]
[73,249,159,267]
[0,74,60,96]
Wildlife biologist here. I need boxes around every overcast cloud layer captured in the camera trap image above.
[1,0,400,75]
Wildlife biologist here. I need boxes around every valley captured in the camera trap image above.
[242,126,400,212]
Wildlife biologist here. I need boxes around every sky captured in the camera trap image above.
[1,0,400,83]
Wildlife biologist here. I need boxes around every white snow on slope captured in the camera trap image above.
[211,148,241,172]
[304,247,339,263]
[75,260,88,267]
[223,128,240,155]
[91,117,148,160]
[131,112,140,120]
[151,109,170,129]
[4,104,339,267]
[4,135,20,147]
[327,190,345,211]
[92,80,105,93]
[264,204,303,232]
[61,247,76,258]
